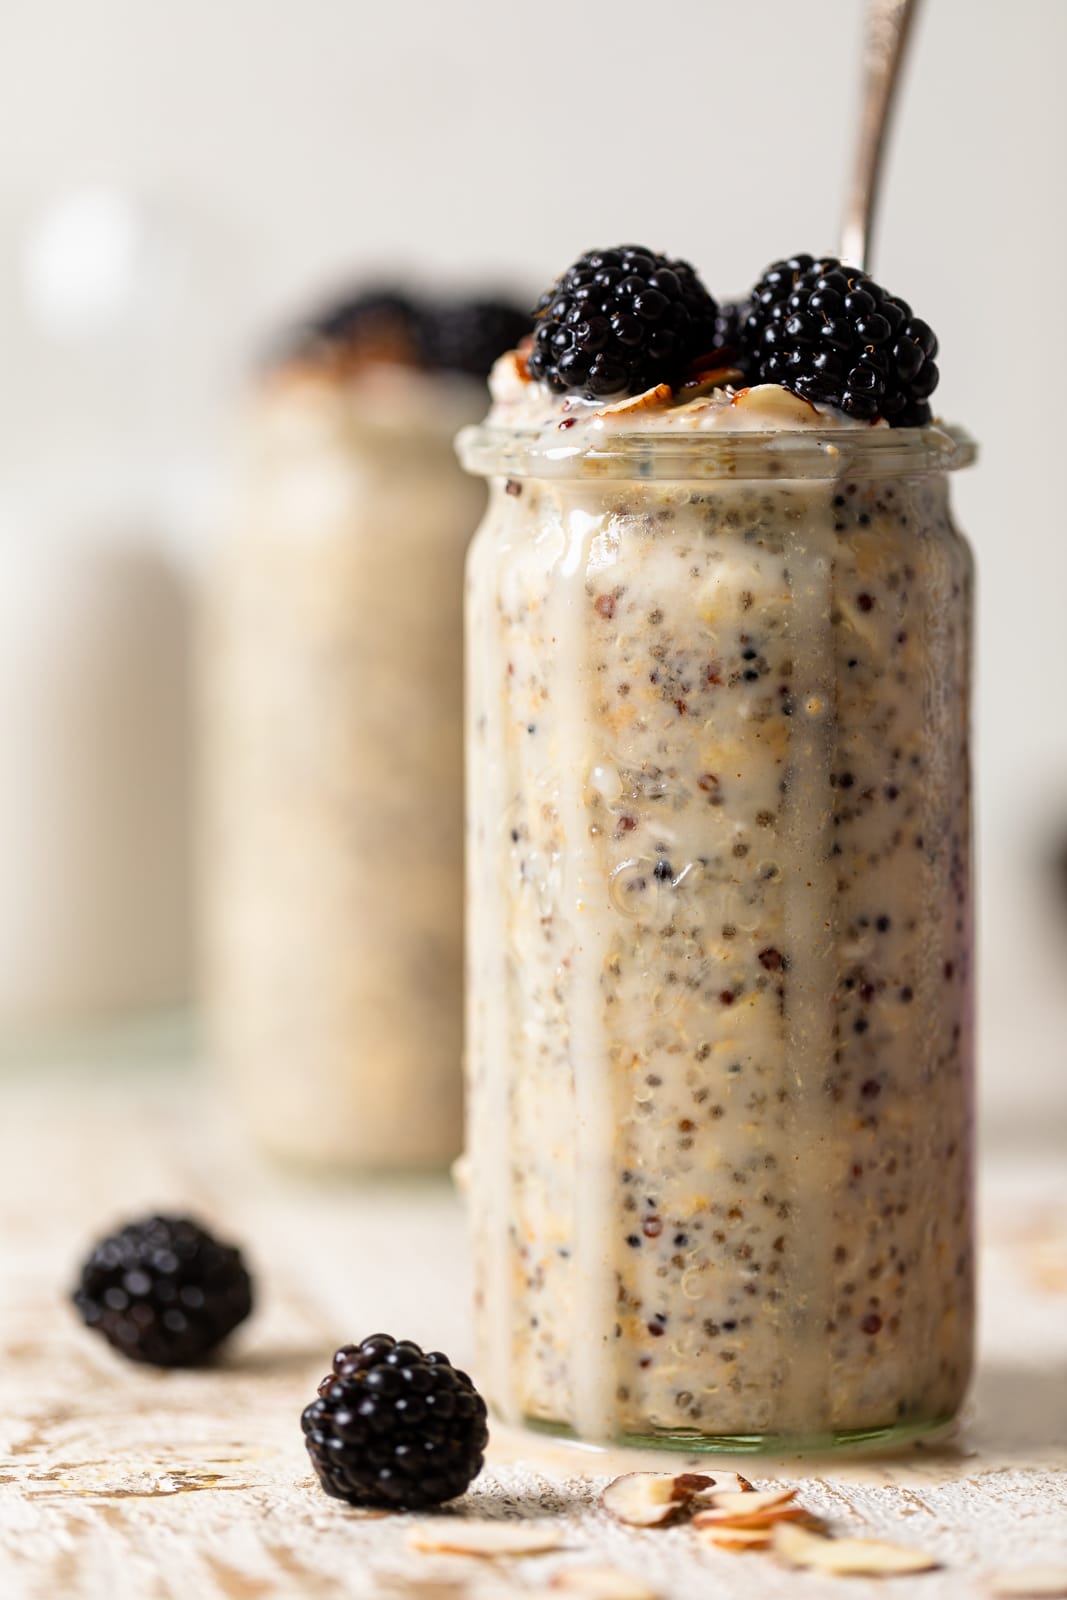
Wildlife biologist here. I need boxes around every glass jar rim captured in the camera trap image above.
[456,420,977,482]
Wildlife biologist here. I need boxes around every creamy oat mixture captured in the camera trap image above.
[461,368,974,1443]
[204,361,486,1168]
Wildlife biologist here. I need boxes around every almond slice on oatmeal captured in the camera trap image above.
[674,366,745,399]
[989,1569,1067,1598]
[730,383,820,425]
[600,1471,716,1528]
[772,1520,939,1575]
[596,384,673,418]
[492,348,533,397]
[406,1520,566,1557]
[549,1566,661,1598]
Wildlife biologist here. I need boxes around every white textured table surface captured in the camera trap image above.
[0,1059,1065,1600]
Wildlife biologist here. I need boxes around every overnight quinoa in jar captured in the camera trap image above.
[459,247,975,1448]
[204,288,528,1170]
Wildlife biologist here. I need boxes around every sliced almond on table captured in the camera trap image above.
[696,1506,821,1533]
[549,1566,661,1598]
[600,1471,714,1528]
[693,1487,797,1519]
[379,1580,470,1600]
[989,1570,1067,1598]
[406,1520,566,1558]
[693,1486,828,1536]
[772,1520,939,1576]
[698,1526,773,1552]
[690,1472,755,1499]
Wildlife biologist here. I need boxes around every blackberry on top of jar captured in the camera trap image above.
[528,245,719,398]
[740,254,940,425]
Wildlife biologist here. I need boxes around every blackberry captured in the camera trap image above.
[72,1214,253,1367]
[741,255,940,425]
[419,297,531,379]
[309,287,419,345]
[296,287,424,366]
[710,299,750,361]
[283,288,528,380]
[302,1333,488,1510]
[528,245,719,399]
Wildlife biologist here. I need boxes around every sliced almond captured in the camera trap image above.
[550,1566,661,1598]
[690,1471,755,1500]
[989,1570,1067,1598]
[596,384,673,418]
[491,349,533,397]
[730,383,820,425]
[699,1526,772,1552]
[379,1580,471,1600]
[600,1471,714,1528]
[406,1520,565,1558]
[772,1521,939,1576]
[695,1488,797,1518]
[674,366,744,399]
[695,1507,817,1533]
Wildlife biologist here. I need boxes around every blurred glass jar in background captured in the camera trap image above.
[202,290,528,1168]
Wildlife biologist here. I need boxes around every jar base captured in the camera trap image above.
[518,1410,959,1457]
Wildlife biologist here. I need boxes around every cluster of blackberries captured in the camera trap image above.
[528,244,941,424]
[291,286,530,380]
[72,1215,488,1510]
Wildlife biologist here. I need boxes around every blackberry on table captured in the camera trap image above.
[528,245,719,399]
[72,1214,253,1367]
[740,254,939,425]
[302,1333,488,1510]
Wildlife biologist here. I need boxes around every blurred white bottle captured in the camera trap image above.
[0,522,191,1028]
[0,186,210,1036]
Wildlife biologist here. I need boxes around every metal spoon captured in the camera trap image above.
[840,0,923,271]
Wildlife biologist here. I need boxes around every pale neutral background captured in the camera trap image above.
[0,0,1064,1136]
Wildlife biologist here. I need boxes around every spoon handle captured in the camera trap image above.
[840,0,923,271]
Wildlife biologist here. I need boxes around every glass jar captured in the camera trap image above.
[204,367,486,1168]
[459,419,977,1449]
